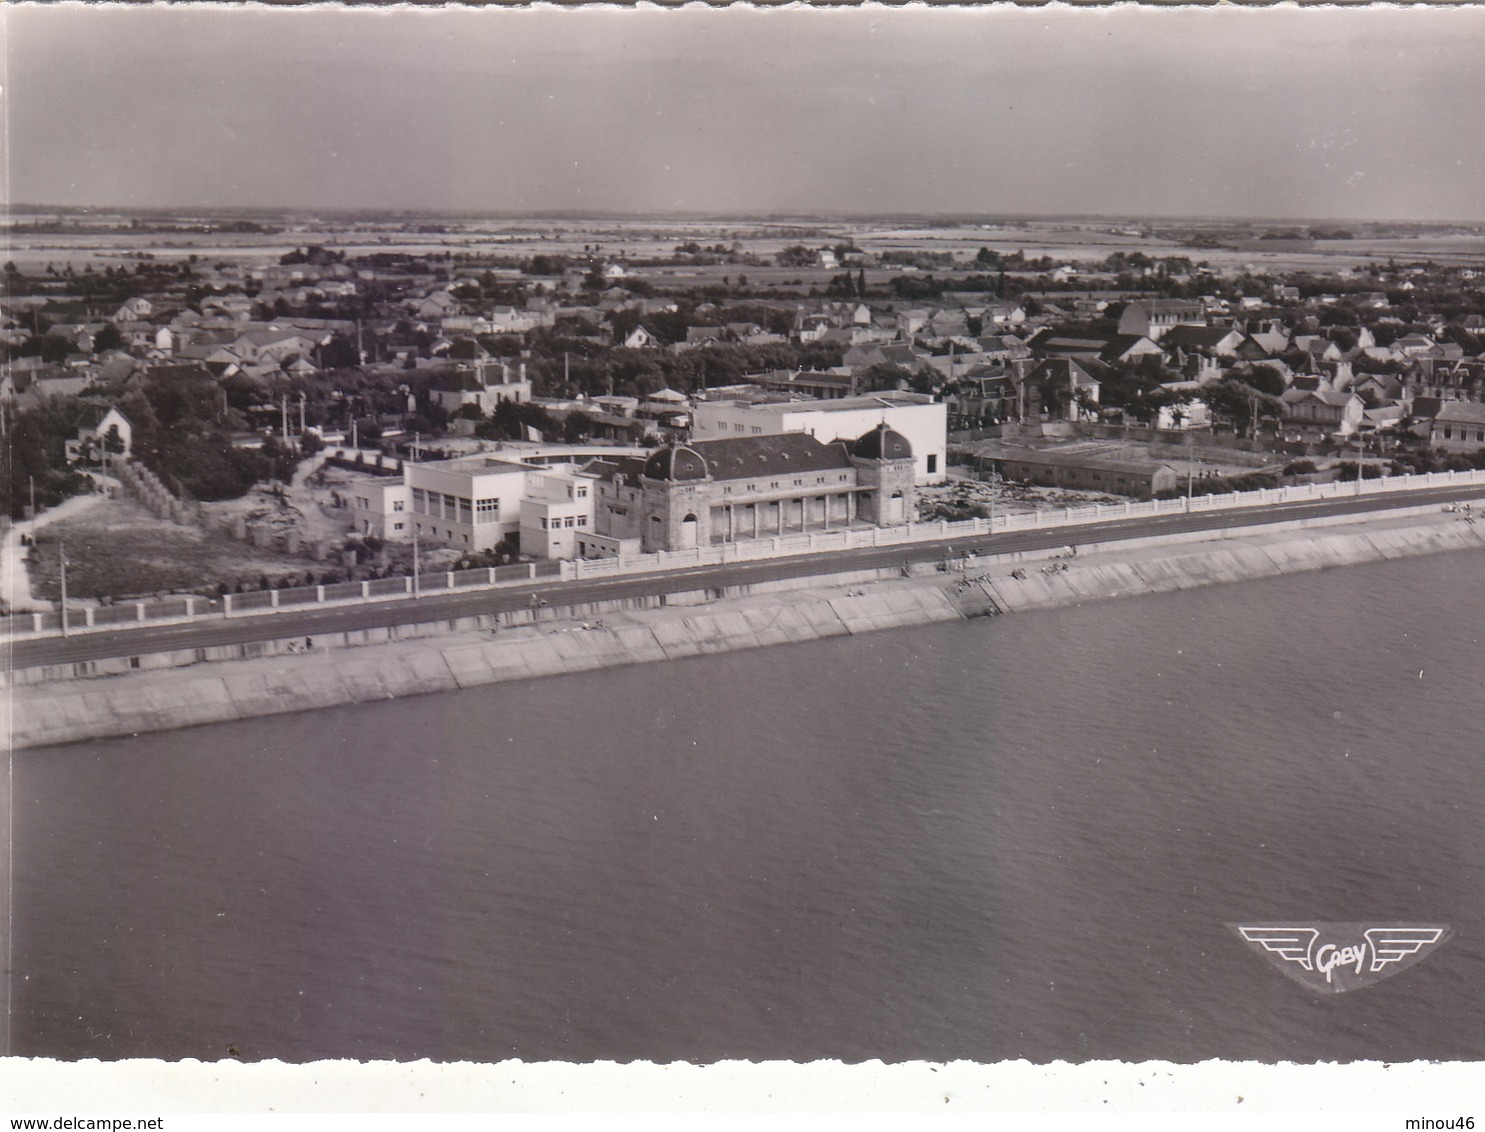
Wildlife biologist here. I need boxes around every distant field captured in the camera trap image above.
[6,215,1484,276]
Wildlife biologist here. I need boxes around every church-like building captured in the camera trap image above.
[586,424,917,553]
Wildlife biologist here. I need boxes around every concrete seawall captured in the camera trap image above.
[9,509,1485,751]
[982,517,1485,614]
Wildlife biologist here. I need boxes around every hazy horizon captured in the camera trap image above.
[6,202,1482,230]
[7,4,1485,224]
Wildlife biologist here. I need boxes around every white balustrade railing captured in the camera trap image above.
[564,467,1485,581]
[17,468,1485,640]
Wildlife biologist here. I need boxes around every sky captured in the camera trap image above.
[5,3,1485,223]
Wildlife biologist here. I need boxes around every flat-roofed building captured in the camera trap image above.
[518,464,598,559]
[404,455,535,551]
[343,477,411,540]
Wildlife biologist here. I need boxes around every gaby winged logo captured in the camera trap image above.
[1230,922,1452,994]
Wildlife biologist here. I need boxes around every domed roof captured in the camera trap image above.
[643,444,709,481]
[852,423,913,461]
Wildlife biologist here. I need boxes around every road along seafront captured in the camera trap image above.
[8,501,1485,751]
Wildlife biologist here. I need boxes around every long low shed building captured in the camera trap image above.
[996,447,1179,499]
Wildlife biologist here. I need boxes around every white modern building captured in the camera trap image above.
[402,456,534,551]
[518,464,599,559]
[690,391,948,483]
[343,477,410,539]
[342,453,607,558]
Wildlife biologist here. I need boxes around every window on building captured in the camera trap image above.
[564,516,576,528]
[540,518,549,530]
[476,498,500,516]
[752,426,763,434]
[735,424,745,433]
[412,488,426,512]
[393,500,404,512]
[927,454,938,474]
[393,522,404,532]
[577,487,588,499]
[577,516,587,527]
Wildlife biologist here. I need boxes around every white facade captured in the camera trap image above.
[341,454,617,556]
[344,478,411,539]
[404,457,533,551]
[430,359,533,418]
[691,394,948,483]
[518,466,598,559]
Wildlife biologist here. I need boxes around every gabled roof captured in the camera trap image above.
[1025,357,1099,388]
[1161,325,1238,351]
[1435,401,1485,426]
[76,403,129,430]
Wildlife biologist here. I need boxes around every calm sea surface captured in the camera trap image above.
[11,551,1485,1063]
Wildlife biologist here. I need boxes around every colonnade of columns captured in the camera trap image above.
[715,490,863,541]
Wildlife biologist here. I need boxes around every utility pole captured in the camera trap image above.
[1356,430,1364,497]
[59,540,69,637]
[412,524,420,599]
[29,475,35,518]
[281,392,289,443]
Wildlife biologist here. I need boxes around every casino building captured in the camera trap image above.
[584,423,917,554]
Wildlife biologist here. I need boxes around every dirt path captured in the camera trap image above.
[1,479,118,612]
